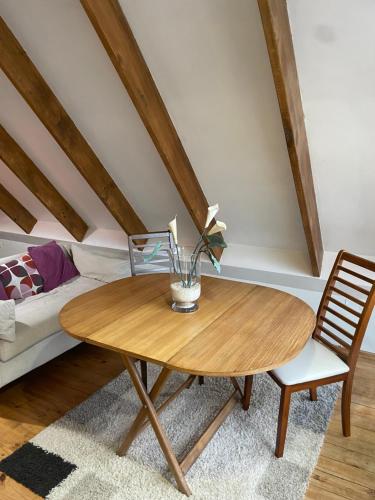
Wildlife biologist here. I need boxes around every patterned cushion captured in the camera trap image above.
[0,281,8,301]
[0,254,44,300]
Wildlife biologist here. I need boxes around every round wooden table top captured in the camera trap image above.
[60,274,316,377]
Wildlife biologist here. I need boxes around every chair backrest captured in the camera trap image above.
[128,231,175,276]
[313,250,375,370]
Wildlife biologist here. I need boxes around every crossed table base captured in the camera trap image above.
[118,356,252,496]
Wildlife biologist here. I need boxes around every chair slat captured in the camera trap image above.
[323,305,358,328]
[316,335,348,358]
[333,275,369,296]
[328,296,362,318]
[321,316,354,340]
[329,286,366,307]
[142,258,170,264]
[133,244,170,250]
[318,324,352,349]
[342,252,375,273]
[136,267,167,274]
[337,265,374,285]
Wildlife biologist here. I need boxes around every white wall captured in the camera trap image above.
[0,0,307,263]
[1,1,374,268]
[288,0,375,256]
[121,0,307,251]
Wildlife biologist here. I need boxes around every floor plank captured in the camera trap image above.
[305,480,348,499]
[306,352,375,499]
[320,442,375,475]
[0,474,40,500]
[310,470,375,499]
[0,344,373,499]
[316,455,375,490]
[325,422,375,458]
[330,403,375,433]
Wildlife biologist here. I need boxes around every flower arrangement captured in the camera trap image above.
[168,203,227,287]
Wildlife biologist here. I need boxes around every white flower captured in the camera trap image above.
[205,203,219,228]
[208,220,227,235]
[168,216,178,244]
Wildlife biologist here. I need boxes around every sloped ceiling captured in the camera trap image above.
[0,0,307,256]
[288,0,375,256]
[119,0,306,250]
[0,0,196,244]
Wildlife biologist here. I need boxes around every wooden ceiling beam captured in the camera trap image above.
[0,125,88,241]
[257,0,323,276]
[0,16,147,238]
[0,183,36,234]
[81,0,223,258]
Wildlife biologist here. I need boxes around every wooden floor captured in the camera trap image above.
[0,345,374,499]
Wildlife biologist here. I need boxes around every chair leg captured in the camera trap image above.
[140,360,148,391]
[198,376,204,385]
[341,377,353,437]
[275,386,292,458]
[309,387,318,401]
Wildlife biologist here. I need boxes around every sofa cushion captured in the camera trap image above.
[0,276,103,362]
[0,253,23,266]
[0,254,23,302]
[0,281,8,300]
[0,254,44,300]
[0,299,16,342]
[71,244,131,282]
[28,241,79,292]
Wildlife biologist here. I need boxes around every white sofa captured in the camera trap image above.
[0,247,130,388]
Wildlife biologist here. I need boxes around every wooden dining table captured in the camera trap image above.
[60,273,315,496]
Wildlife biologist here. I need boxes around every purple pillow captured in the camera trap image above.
[0,281,8,300]
[28,241,79,292]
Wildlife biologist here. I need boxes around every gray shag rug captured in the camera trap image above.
[27,366,339,499]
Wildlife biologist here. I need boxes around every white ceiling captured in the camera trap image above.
[288,0,375,255]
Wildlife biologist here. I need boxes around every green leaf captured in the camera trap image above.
[143,241,162,263]
[207,250,221,274]
[206,233,227,248]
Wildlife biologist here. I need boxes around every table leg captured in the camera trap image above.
[140,360,148,390]
[137,375,196,436]
[230,377,244,398]
[243,375,253,411]
[121,356,192,496]
[117,365,172,456]
[179,389,239,475]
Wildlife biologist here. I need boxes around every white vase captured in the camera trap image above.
[170,246,201,313]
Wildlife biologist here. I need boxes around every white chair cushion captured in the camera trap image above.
[272,338,350,386]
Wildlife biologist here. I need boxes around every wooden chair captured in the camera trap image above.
[128,231,175,390]
[268,250,375,458]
